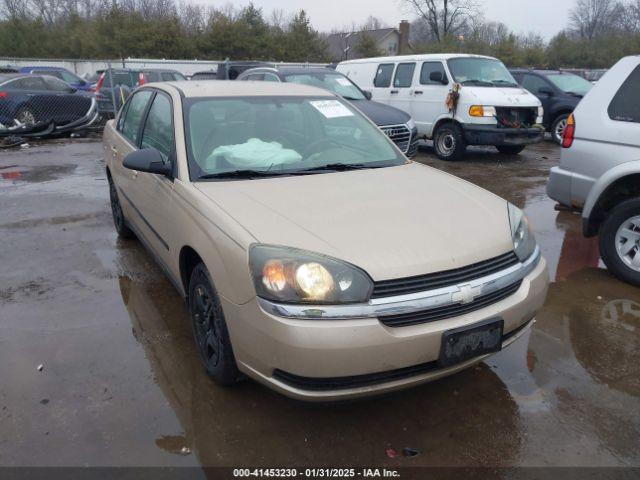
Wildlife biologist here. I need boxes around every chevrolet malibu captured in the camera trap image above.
[104,81,549,401]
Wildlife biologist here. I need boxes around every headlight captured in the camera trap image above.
[469,105,497,117]
[249,245,373,304]
[537,106,544,124]
[406,118,416,131]
[508,203,537,261]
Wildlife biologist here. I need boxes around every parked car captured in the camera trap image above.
[18,66,94,92]
[190,70,218,81]
[0,73,98,133]
[94,68,187,117]
[510,69,592,144]
[337,54,544,160]
[104,81,548,400]
[546,56,640,285]
[215,61,274,80]
[237,66,419,156]
[0,65,18,73]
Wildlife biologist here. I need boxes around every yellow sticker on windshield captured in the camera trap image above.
[310,100,354,119]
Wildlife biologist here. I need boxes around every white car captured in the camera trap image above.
[547,55,640,285]
[337,54,544,160]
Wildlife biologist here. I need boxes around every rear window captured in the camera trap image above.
[374,64,394,88]
[608,65,640,124]
[102,71,135,88]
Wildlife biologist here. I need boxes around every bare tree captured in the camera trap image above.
[403,0,478,42]
[569,0,618,40]
[359,15,387,31]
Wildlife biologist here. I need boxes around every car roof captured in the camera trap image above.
[20,66,67,71]
[139,68,183,73]
[160,80,336,98]
[246,66,335,76]
[339,53,496,65]
[0,73,28,82]
[510,69,570,75]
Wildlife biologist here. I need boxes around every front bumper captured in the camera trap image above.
[463,124,544,146]
[224,252,548,401]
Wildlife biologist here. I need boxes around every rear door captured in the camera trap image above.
[388,62,416,116]
[411,61,450,137]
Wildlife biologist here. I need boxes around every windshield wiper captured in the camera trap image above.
[461,79,494,87]
[492,80,519,87]
[298,163,383,172]
[197,169,290,180]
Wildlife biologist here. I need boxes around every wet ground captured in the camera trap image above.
[1,140,639,471]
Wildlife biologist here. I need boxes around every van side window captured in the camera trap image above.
[420,62,447,85]
[394,63,416,88]
[374,64,394,88]
[608,65,640,124]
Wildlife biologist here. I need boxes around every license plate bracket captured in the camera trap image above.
[438,318,504,368]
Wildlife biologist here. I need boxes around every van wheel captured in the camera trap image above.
[551,114,570,144]
[496,145,526,155]
[108,177,134,239]
[433,123,466,161]
[600,198,640,286]
[189,263,241,386]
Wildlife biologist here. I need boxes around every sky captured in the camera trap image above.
[199,0,574,39]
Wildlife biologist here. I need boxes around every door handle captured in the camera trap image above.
[413,90,423,95]
[390,90,399,94]
[132,170,138,179]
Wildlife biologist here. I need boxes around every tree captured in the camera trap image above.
[403,0,478,42]
[569,0,618,40]
[282,10,328,62]
[354,33,383,58]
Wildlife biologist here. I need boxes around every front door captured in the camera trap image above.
[410,61,451,138]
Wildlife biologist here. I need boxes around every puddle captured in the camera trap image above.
[0,164,77,184]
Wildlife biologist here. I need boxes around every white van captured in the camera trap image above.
[337,54,544,160]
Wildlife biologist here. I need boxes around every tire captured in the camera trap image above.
[551,114,570,145]
[189,263,240,386]
[496,145,526,155]
[433,122,466,161]
[599,198,640,286]
[16,106,37,126]
[108,177,134,239]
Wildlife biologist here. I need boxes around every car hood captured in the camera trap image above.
[194,163,513,281]
[461,86,541,107]
[348,99,411,127]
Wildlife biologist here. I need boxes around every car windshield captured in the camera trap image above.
[546,73,592,95]
[283,73,366,100]
[184,96,404,180]
[447,57,518,87]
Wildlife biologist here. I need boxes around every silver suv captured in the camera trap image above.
[547,55,640,285]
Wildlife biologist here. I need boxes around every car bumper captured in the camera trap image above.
[546,166,574,207]
[223,253,548,401]
[462,124,544,146]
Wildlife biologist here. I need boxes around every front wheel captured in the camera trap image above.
[108,177,134,239]
[433,123,466,161]
[189,263,241,386]
[496,145,526,155]
[599,198,640,286]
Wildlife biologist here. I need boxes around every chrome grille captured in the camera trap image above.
[381,124,412,153]
[371,251,519,299]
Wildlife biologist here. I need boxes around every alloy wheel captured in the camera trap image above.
[615,215,640,272]
[192,282,222,369]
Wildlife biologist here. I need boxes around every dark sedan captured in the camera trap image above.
[237,67,419,156]
[0,74,97,131]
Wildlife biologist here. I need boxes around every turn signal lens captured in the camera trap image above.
[262,260,287,292]
[295,263,334,300]
[562,114,575,149]
[469,105,484,117]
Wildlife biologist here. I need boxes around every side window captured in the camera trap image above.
[263,74,280,82]
[41,70,64,80]
[144,71,161,83]
[521,74,549,94]
[420,62,447,85]
[608,65,640,124]
[14,77,47,90]
[43,76,72,92]
[374,64,394,88]
[246,74,264,81]
[393,63,416,88]
[160,72,175,82]
[121,90,153,145]
[141,93,175,162]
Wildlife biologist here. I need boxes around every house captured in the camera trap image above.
[326,21,412,62]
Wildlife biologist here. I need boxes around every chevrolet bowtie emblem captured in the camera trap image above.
[452,284,482,305]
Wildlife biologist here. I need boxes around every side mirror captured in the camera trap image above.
[538,86,554,96]
[429,71,447,84]
[363,90,372,100]
[123,148,172,176]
